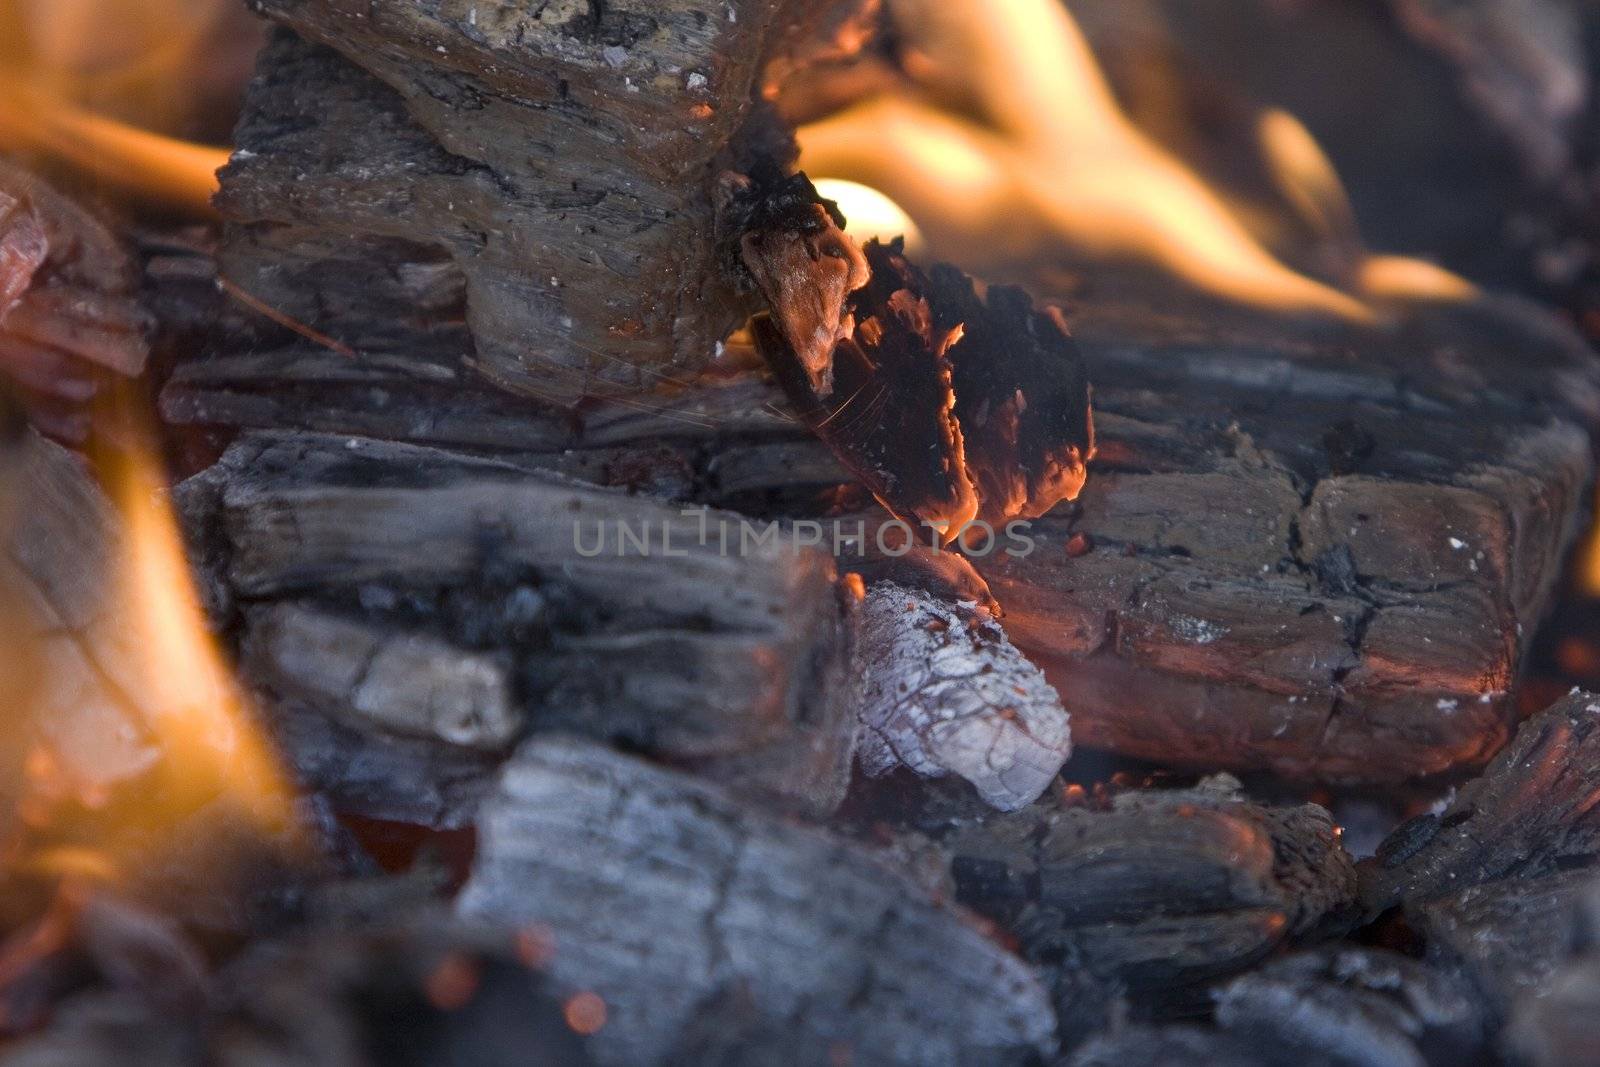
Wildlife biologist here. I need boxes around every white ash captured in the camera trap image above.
[855,581,1071,811]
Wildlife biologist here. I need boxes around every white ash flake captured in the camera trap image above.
[1170,614,1227,645]
[855,582,1071,811]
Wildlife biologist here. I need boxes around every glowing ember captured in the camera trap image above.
[797,0,1474,320]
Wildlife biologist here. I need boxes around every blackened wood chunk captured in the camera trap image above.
[730,168,869,396]
[222,0,811,404]
[457,738,1058,1067]
[1411,868,1597,1019]
[751,258,977,538]
[179,431,859,824]
[1361,689,1600,913]
[1213,947,1486,1067]
[950,777,1356,1008]
[855,580,1071,811]
[748,222,1092,537]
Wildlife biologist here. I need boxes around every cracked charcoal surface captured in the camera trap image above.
[856,581,1072,811]
[1361,689,1600,914]
[1213,946,1486,1067]
[950,776,1357,1011]
[457,737,1057,1067]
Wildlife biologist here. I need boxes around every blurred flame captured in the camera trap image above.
[0,0,232,215]
[86,402,292,839]
[798,0,1473,319]
[0,389,294,891]
[0,78,227,216]
[814,177,925,255]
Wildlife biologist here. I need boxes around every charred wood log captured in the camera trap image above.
[1409,867,1597,1021]
[947,776,1356,1013]
[218,0,816,404]
[161,214,1599,783]
[455,736,1057,1066]
[178,430,858,825]
[1360,689,1600,914]
[1212,946,1487,1067]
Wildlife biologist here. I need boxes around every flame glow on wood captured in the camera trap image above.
[799,0,1474,318]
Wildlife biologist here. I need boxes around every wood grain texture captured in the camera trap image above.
[457,736,1058,1066]
[179,429,857,825]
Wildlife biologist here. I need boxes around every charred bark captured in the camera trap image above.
[217,0,817,405]
[178,430,858,825]
[456,736,1058,1067]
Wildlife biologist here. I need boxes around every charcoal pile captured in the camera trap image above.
[4,0,1600,1064]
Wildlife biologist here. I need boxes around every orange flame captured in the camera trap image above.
[97,433,291,832]
[1,392,294,886]
[0,0,231,215]
[799,0,1473,319]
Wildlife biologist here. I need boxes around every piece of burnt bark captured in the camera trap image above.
[1212,946,1487,1067]
[179,430,858,824]
[457,737,1058,1067]
[855,580,1071,811]
[950,776,1356,1011]
[748,229,1093,535]
[220,0,813,404]
[0,159,150,443]
[1360,689,1600,915]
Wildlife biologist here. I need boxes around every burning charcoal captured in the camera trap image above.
[1361,689,1600,914]
[457,737,1057,1066]
[745,200,1094,536]
[950,776,1356,1010]
[1410,868,1597,1019]
[1064,1024,1285,1067]
[750,256,979,539]
[925,261,1094,523]
[855,580,1072,811]
[843,531,1001,616]
[181,431,859,821]
[1212,947,1487,1067]
[0,159,150,443]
